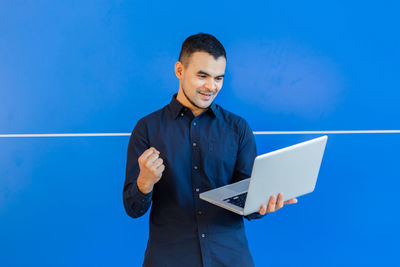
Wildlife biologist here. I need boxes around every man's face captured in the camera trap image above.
[176,51,226,110]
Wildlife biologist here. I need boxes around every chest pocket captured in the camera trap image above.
[205,138,238,187]
[208,141,236,159]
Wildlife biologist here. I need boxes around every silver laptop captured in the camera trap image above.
[199,135,328,216]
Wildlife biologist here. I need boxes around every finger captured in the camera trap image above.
[141,148,158,161]
[146,152,160,165]
[266,195,276,213]
[259,205,267,215]
[156,164,165,173]
[276,193,284,210]
[284,198,298,205]
[150,147,160,154]
[152,157,164,168]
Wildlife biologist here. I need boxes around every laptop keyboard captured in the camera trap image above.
[223,192,248,208]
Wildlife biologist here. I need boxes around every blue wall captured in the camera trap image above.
[1,1,399,266]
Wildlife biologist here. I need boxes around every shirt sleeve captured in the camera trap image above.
[233,118,266,221]
[232,118,257,183]
[123,118,153,218]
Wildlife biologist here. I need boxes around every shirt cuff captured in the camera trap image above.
[244,212,266,221]
[133,180,153,202]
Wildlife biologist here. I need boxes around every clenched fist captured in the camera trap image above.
[137,147,165,194]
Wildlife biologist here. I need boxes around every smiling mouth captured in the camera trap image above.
[198,92,213,101]
[199,92,213,96]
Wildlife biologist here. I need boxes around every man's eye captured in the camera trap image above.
[199,75,206,79]
[216,77,223,81]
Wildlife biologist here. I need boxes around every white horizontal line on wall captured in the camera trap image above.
[0,130,400,138]
[253,130,400,135]
[0,133,131,138]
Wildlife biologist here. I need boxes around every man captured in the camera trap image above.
[123,33,297,267]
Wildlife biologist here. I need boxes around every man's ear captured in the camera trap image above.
[175,61,184,79]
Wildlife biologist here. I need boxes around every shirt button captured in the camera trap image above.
[193,122,197,126]
[180,113,184,117]
[194,165,198,170]
[201,234,206,238]
[198,211,202,215]
[193,142,197,147]
[195,188,199,192]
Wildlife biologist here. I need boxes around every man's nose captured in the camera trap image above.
[204,78,216,91]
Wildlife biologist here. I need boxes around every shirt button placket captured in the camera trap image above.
[191,118,206,250]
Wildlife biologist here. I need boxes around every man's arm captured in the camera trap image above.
[231,118,266,221]
[123,119,165,218]
[233,119,297,220]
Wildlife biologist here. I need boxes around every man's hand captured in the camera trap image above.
[258,193,298,215]
[137,147,165,194]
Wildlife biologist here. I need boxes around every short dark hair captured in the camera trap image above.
[178,33,226,67]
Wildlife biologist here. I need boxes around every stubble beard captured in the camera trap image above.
[182,85,212,110]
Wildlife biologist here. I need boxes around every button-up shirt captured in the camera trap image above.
[123,94,264,267]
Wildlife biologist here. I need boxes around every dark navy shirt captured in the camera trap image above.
[123,94,265,267]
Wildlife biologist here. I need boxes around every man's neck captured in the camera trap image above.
[176,90,206,117]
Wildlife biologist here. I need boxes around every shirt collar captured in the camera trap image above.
[169,93,217,119]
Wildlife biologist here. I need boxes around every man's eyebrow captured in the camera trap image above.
[197,70,225,78]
